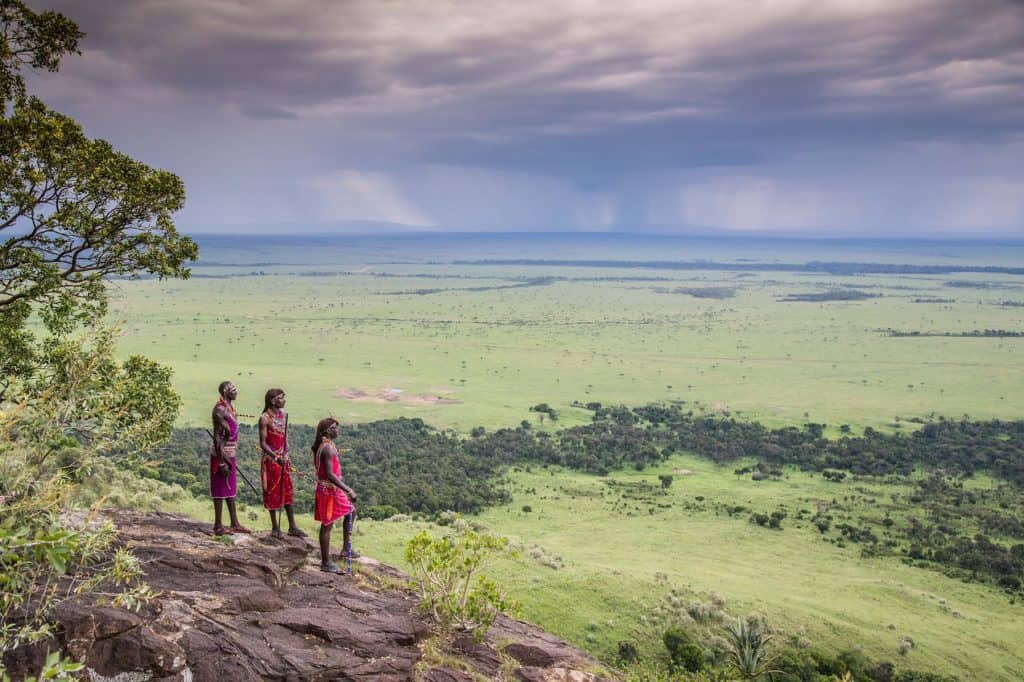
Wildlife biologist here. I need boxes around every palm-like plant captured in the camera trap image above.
[722,616,781,680]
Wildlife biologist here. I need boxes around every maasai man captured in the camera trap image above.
[311,418,357,573]
[211,381,251,535]
[259,388,306,539]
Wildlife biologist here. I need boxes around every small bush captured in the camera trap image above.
[617,640,640,664]
[435,510,459,526]
[663,625,705,672]
[362,504,401,521]
[405,528,519,640]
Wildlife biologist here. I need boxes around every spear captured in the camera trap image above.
[205,428,260,496]
[346,509,357,575]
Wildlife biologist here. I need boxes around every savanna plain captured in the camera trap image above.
[108,234,1024,680]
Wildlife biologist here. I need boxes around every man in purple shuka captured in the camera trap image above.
[211,381,251,535]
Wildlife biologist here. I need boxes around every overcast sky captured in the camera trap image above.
[30,0,1024,237]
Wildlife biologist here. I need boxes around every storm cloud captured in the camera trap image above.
[30,0,1024,235]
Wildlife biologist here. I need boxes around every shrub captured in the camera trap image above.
[869,661,896,682]
[617,640,640,664]
[435,510,459,526]
[363,504,401,521]
[837,649,870,677]
[771,647,820,681]
[663,625,705,672]
[894,672,958,682]
[0,330,168,673]
[404,528,519,639]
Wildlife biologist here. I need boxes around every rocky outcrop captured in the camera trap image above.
[4,511,613,681]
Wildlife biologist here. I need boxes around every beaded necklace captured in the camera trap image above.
[264,408,286,433]
[217,397,237,419]
[315,436,334,474]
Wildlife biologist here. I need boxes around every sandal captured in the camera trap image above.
[287,527,308,538]
[271,529,284,539]
[229,524,252,534]
[320,563,344,574]
[213,525,233,536]
[337,547,361,560]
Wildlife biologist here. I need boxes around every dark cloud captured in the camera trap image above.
[238,103,298,120]
[42,1,1024,149]
[29,0,1024,234]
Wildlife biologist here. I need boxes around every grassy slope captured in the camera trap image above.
[352,455,1024,680]
[162,453,1024,680]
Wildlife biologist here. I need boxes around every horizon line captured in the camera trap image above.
[183,230,1024,245]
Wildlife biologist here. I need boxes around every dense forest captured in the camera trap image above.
[145,418,511,520]
[141,403,1024,592]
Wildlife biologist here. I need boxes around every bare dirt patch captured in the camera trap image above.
[334,387,462,406]
[672,468,694,476]
[379,387,403,402]
[335,387,367,399]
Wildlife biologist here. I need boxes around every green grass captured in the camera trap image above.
[117,237,1024,679]
[348,455,1024,680]
[166,453,1024,678]
[107,265,1024,434]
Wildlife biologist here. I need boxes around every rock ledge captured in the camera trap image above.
[5,510,613,681]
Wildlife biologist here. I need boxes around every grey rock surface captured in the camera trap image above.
[4,510,613,681]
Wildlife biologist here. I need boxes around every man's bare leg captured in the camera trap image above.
[319,524,342,573]
[285,505,306,537]
[227,499,250,533]
[213,498,228,534]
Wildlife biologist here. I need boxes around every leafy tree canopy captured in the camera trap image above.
[0,2,197,397]
[0,5,190,674]
[0,0,82,107]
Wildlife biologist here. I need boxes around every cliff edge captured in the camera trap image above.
[3,510,612,682]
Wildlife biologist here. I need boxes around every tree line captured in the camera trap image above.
[145,402,1024,510]
[139,403,1024,592]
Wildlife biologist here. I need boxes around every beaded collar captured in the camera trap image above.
[217,397,237,419]
[264,408,286,431]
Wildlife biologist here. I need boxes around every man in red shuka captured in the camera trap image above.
[312,418,357,574]
[259,388,306,539]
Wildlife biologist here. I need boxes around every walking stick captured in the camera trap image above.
[346,509,357,575]
[205,428,260,496]
[280,414,314,483]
